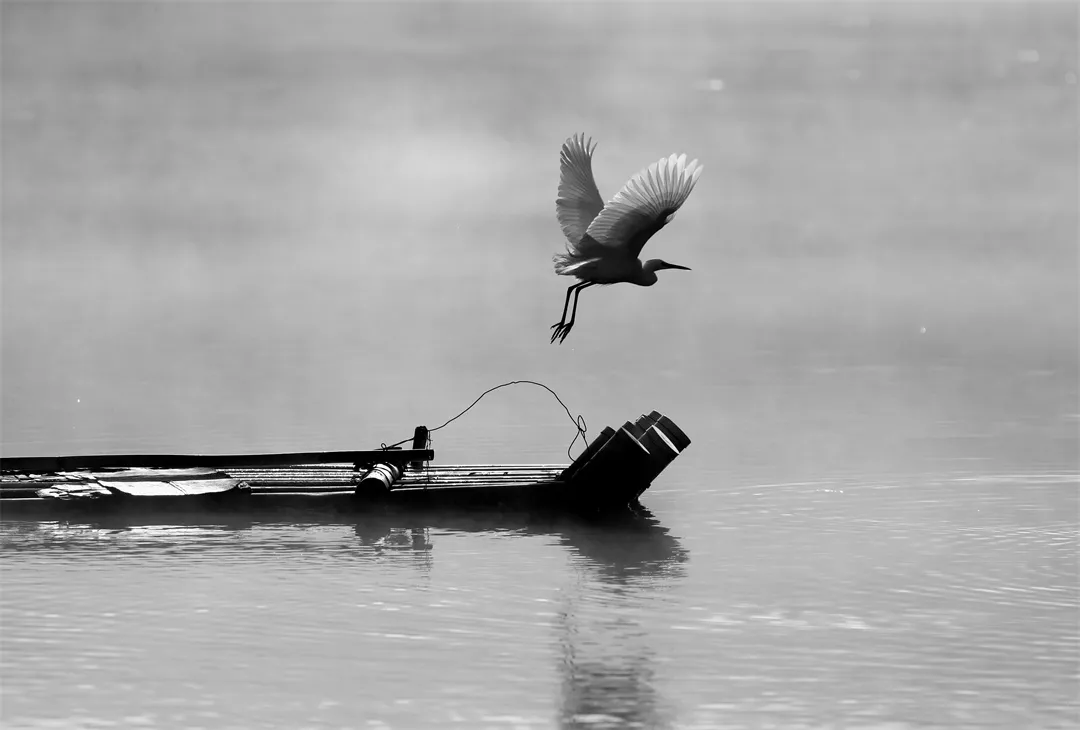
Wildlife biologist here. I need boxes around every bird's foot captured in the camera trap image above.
[550,322,573,344]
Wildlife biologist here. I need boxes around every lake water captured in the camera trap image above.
[2,3,1077,729]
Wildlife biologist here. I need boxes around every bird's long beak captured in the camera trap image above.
[664,263,691,271]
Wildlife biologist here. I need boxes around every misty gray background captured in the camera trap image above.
[1,2,1077,729]
[3,1,1075,469]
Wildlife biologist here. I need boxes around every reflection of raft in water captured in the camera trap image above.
[0,411,690,517]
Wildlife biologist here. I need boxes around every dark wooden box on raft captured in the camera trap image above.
[0,411,690,517]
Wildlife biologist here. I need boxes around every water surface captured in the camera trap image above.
[3,472,1077,729]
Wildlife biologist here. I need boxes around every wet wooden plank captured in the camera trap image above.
[96,481,187,497]
[0,467,246,501]
[94,478,244,497]
[0,465,565,491]
[35,484,111,500]
[0,449,434,473]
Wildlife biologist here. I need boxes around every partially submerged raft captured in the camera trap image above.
[0,411,690,516]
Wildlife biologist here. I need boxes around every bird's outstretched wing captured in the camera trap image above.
[556,134,605,245]
[584,153,703,259]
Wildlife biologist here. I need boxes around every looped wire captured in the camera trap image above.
[380,380,587,461]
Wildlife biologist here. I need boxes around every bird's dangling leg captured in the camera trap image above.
[553,282,594,344]
[550,282,583,343]
[551,283,577,330]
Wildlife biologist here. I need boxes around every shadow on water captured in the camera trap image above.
[548,510,686,729]
[2,504,688,573]
[2,505,688,728]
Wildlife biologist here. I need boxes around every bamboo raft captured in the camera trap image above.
[0,411,690,517]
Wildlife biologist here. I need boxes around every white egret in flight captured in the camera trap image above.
[550,134,703,344]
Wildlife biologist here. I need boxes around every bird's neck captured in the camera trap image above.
[634,260,661,286]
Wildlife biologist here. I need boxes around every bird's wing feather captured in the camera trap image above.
[584,153,703,259]
[556,134,605,246]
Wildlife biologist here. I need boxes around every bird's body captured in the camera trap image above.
[550,134,703,343]
[556,251,651,286]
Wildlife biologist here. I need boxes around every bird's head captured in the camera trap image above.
[638,259,691,286]
[644,259,691,274]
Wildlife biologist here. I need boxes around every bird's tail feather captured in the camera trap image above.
[553,252,600,277]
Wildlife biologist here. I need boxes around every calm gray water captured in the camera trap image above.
[2,472,1077,729]
[2,2,1078,729]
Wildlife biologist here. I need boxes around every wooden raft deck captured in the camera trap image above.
[230,463,568,491]
[0,411,692,516]
[0,463,565,494]
[0,463,579,515]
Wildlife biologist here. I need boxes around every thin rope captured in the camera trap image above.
[380,380,588,462]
